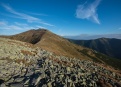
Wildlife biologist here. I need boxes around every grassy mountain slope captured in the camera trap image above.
[68,38,121,59]
[2,29,89,59]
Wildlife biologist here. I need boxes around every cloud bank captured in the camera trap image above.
[64,34,121,40]
[76,0,101,24]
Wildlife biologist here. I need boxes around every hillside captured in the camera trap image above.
[1,29,121,70]
[0,37,121,87]
[2,29,89,59]
[68,38,121,59]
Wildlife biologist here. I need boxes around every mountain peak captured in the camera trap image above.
[7,29,50,44]
[37,28,48,31]
[29,28,48,32]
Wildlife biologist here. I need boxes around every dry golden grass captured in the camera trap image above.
[35,31,90,60]
[15,59,33,66]
[0,57,32,66]
[7,40,33,48]
[48,56,73,67]
[21,50,35,56]
[0,57,13,62]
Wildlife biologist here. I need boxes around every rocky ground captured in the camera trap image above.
[0,37,121,87]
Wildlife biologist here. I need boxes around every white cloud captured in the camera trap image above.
[76,0,101,24]
[0,21,34,31]
[0,21,7,26]
[0,20,49,35]
[0,21,26,30]
[35,25,46,29]
[26,12,48,16]
[2,4,40,22]
[1,4,54,26]
[64,34,121,40]
[119,28,121,30]
[0,21,47,31]
[14,22,28,26]
[39,21,55,26]
[4,25,23,30]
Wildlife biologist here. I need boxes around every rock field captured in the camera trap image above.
[0,37,121,87]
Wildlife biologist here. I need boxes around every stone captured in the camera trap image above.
[14,77,24,82]
[42,84,47,87]
[24,79,30,85]
[10,83,24,87]
[35,76,42,86]
[89,83,93,86]
[47,82,52,87]
[0,83,6,87]
[112,72,116,77]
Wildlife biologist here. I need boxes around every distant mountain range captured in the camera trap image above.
[1,29,121,70]
[64,34,121,40]
[68,38,121,59]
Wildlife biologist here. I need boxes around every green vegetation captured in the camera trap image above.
[68,38,121,60]
[95,52,121,70]
[79,49,121,70]
[78,49,102,63]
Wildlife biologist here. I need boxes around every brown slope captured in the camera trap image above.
[2,29,90,59]
[0,29,110,59]
[35,30,87,58]
[7,29,47,44]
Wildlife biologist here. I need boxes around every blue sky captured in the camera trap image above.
[0,0,121,36]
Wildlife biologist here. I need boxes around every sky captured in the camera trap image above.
[0,0,121,36]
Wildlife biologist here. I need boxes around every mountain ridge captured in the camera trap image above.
[68,38,121,59]
[64,34,121,40]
